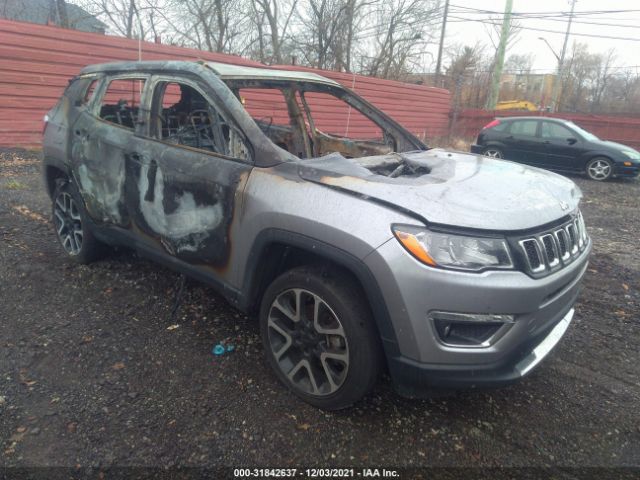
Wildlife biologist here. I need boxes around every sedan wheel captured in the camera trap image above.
[586,157,613,181]
[483,148,503,159]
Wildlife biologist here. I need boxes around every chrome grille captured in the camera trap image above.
[516,212,589,276]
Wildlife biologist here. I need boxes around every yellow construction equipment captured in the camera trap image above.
[495,100,538,112]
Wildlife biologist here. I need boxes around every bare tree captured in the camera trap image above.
[292,0,373,71]
[250,0,298,63]
[504,53,534,75]
[359,0,441,80]
[590,48,616,112]
[79,0,141,38]
[484,17,522,54]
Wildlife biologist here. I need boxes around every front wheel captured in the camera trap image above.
[482,147,503,159]
[586,157,613,181]
[51,179,107,264]
[259,265,381,410]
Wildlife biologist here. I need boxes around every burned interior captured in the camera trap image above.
[223,78,421,162]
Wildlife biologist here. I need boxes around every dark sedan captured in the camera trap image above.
[470,116,640,181]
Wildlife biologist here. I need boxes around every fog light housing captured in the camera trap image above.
[429,311,515,348]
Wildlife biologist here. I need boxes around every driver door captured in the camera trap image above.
[125,78,253,273]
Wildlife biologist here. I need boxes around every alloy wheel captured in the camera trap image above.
[483,149,503,159]
[267,288,349,397]
[587,159,612,180]
[53,192,83,255]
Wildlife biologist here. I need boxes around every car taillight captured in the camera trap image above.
[42,114,49,136]
[482,119,500,130]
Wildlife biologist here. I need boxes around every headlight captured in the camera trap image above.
[621,150,640,160]
[392,225,513,272]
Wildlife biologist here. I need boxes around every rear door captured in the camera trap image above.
[126,77,253,275]
[43,75,99,167]
[541,121,585,171]
[503,119,545,165]
[70,75,148,227]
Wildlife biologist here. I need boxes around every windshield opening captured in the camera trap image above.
[567,122,599,142]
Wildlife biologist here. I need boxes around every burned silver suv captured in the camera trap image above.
[42,61,591,409]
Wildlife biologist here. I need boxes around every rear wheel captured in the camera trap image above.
[52,179,107,263]
[259,265,381,410]
[586,157,613,181]
[482,147,503,159]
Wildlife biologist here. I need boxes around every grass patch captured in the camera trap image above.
[4,180,28,190]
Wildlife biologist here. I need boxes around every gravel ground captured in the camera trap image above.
[0,148,639,476]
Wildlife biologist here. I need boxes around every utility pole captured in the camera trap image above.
[485,0,513,110]
[434,0,450,86]
[550,0,577,112]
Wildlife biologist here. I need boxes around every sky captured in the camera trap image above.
[429,0,640,74]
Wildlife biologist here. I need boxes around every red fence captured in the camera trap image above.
[453,109,640,150]
[0,18,450,148]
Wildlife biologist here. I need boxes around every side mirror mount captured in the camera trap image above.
[567,137,577,145]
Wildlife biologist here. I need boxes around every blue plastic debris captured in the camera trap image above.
[212,344,226,356]
[212,343,236,356]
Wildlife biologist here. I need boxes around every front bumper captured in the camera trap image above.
[470,144,483,154]
[387,307,575,396]
[614,164,640,178]
[365,234,590,397]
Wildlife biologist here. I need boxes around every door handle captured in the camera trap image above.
[74,128,88,138]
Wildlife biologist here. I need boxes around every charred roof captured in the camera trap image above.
[79,60,339,87]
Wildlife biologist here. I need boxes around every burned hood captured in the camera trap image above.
[297,149,582,231]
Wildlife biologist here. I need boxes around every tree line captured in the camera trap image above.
[75,0,444,80]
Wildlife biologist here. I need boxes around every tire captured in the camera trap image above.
[586,157,613,181]
[51,178,107,264]
[482,147,503,159]
[259,265,382,410]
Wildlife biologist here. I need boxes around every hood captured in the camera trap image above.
[599,140,638,154]
[297,149,582,231]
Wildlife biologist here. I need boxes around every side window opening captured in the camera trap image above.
[541,122,573,140]
[99,77,146,130]
[491,121,508,132]
[238,87,299,154]
[80,78,98,106]
[300,91,385,142]
[297,89,395,158]
[153,82,250,161]
[236,83,395,159]
[509,120,538,137]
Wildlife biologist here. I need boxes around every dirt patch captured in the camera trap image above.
[1,148,639,472]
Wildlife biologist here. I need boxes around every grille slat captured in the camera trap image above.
[541,234,559,267]
[516,213,588,276]
[555,229,569,260]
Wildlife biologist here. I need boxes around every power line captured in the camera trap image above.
[449,5,640,17]
[446,15,640,42]
[448,8,640,29]
[451,12,640,28]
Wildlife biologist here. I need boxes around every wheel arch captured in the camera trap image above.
[239,229,400,359]
[481,143,505,153]
[44,163,71,199]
